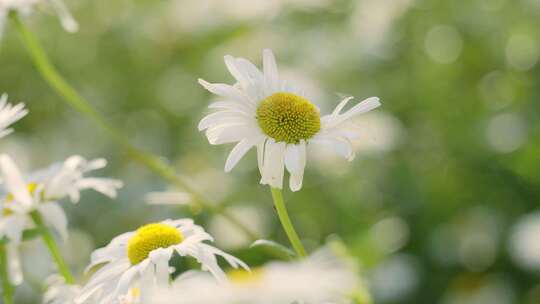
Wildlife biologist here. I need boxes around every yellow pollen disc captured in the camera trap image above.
[3,183,38,216]
[256,92,321,144]
[228,268,263,284]
[127,223,183,265]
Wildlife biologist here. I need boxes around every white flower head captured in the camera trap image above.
[0,154,122,285]
[0,0,78,37]
[76,219,249,304]
[152,246,364,304]
[0,93,27,139]
[198,49,381,191]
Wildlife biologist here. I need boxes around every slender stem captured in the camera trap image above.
[269,187,306,258]
[9,13,258,241]
[29,211,74,284]
[0,244,15,304]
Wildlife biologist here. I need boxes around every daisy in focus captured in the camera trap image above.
[198,49,381,191]
[0,93,27,139]
[151,246,369,304]
[0,0,78,36]
[76,219,248,303]
[0,154,123,285]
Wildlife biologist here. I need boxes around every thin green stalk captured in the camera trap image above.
[9,13,258,241]
[30,211,74,284]
[270,187,306,258]
[0,243,15,304]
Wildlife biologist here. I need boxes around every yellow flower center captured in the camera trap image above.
[127,223,183,265]
[228,268,263,285]
[3,183,38,216]
[256,92,321,144]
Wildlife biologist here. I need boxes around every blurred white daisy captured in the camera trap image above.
[0,94,27,139]
[0,154,123,285]
[152,246,365,304]
[43,275,83,304]
[0,0,78,36]
[198,49,380,191]
[76,219,248,303]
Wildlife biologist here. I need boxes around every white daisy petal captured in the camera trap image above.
[0,94,28,139]
[326,96,381,128]
[311,136,355,161]
[48,0,79,32]
[0,215,26,244]
[206,124,259,145]
[37,202,68,241]
[208,101,253,114]
[284,141,306,192]
[260,139,286,189]
[224,136,263,172]
[330,96,354,118]
[236,58,264,83]
[224,55,250,88]
[198,79,252,106]
[198,111,250,131]
[263,49,279,94]
[0,154,33,209]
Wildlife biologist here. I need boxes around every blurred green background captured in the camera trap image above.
[1,0,540,303]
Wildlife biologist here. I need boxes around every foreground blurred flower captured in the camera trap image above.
[77,219,248,303]
[43,275,83,304]
[0,154,122,285]
[152,246,367,304]
[198,49,380,191]
[0,0,78,35]
[0,94,27,138]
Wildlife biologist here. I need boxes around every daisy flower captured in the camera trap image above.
[76,219,248,303]
[0,0,78,37]
[198,49,381,191]
[152,246,367,304]
[0,154,123,285]
[0,94,27,139]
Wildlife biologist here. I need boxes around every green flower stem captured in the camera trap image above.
[270,187,306,258]
[29,211,74,284]
[0,243,15,304]
[9,13,258,242]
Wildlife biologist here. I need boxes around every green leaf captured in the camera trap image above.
[250,239,295,260]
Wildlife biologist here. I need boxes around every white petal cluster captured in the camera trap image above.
[0,94,27,139]
[0,154,123,285]
[199,49,380,191]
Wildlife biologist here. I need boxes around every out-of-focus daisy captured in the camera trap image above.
[0,94,27,139]
[0,154,122,285]
[0,0,78,36]
[43,275,83,304]
[198,49,380,191]
[76,219,248,303]
[152,246,366,304]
